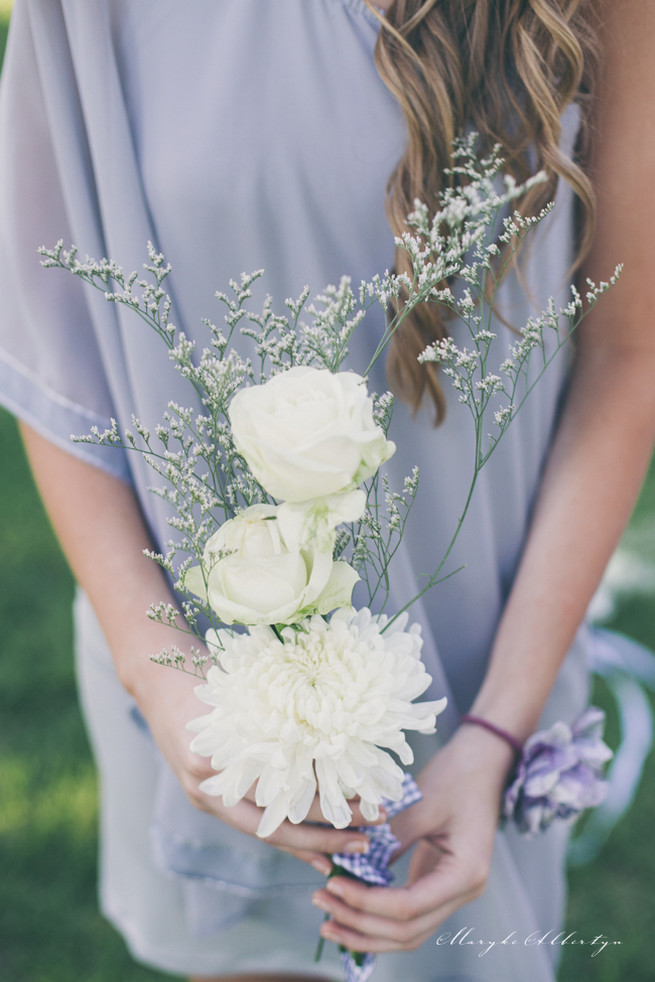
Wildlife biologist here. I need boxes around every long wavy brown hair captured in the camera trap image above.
[364,0,599,422]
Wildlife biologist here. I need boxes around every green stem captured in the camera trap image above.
[314,922,327,963]
[382,467,479,632]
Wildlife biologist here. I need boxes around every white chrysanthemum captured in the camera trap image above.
[188,608,447,837]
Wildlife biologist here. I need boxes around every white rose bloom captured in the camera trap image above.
[184,504,358,626]
[228,366,395,502]
[276,489,366,552]
[188,608,447,837]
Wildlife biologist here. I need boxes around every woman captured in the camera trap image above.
[0,1,653,980]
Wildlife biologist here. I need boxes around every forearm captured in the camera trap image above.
[470,343,655,739]
[18,422,376,857]
[470,0,655,741]
[18,422,191,702]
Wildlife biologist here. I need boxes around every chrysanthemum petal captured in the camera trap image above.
[188,607,447,835]
[287,777,317,824]
[257,794,292,838]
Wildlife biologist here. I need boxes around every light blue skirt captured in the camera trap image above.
[73,589,589,982]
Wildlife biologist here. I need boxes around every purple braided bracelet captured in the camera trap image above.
[460,713,523,755]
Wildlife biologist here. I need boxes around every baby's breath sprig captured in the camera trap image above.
[39,135,618,666]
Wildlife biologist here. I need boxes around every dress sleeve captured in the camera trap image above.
[0,0,130,481]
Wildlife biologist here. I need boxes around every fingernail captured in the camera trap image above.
[312,858,332,876]
[321,923,340,941]
[345,839,369,854]
[327,879,344,898]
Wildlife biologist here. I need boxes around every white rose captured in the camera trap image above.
[276,489,366,552]
[228,366,395,502]
[184,503,358,626]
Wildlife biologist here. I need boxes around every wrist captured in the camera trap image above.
[466,686,546,746]
[112,617,197,701]
[459,714,523,755]
[125,637,203,743]
[450,719,518,788]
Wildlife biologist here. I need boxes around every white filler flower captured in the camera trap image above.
[228,366,396,502]
[188,608,447,837]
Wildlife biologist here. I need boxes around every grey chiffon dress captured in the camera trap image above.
[0,2,600,979]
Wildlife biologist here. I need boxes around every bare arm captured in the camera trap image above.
[312,0,655,951]
[471,0,655,738]
[18,424,372,868]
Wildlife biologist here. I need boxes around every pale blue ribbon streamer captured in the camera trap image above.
[568,628,655,865]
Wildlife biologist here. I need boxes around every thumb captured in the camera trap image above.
[389,797,449,863]
[405,835,450,885]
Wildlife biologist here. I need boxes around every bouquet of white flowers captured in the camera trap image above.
[41,138,616,982]
[183,364,446,837]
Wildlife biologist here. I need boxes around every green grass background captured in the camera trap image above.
[0,5,654,981]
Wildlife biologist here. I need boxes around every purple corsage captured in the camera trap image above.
[503,707,612,835]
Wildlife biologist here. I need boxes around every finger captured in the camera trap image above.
[302,796,388,827]
[268,820,371,856]
[318,915,438,954]
[277,847,333,876]
[312,859,485,954]
[319,884,478,953]
[203,795,371,856]
[317,848,481,922]
[312,887,439,952]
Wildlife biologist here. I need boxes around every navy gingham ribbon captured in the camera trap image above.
[330,774,423,982]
